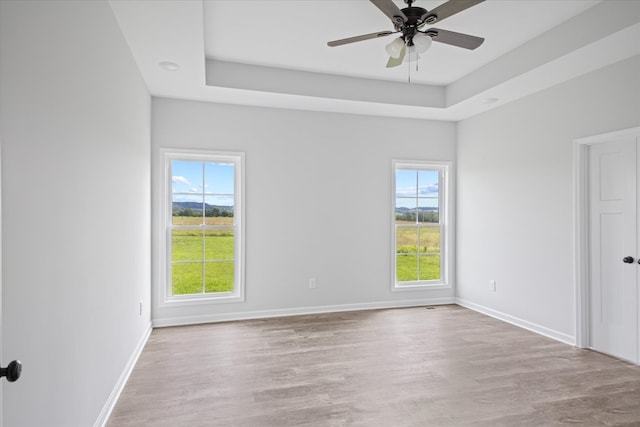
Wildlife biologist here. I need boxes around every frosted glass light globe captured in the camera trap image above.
[385,37,405,59]
[412,33,432,54]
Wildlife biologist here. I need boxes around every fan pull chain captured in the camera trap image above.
[407,41,411,83]
[406,43,420,83]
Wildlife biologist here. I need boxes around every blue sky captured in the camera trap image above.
[395,169,439,210]
[171,161,437,210]
[172,160,235,206]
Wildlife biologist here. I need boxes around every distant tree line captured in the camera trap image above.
[395,211,438,223]
[173,208,233,218]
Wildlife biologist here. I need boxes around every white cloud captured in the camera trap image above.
[396,183,439,198]
[172,176,191,186]
[418,183,439,195]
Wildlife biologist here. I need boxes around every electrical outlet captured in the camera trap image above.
[309,278,317,289]
[489,280,496,292]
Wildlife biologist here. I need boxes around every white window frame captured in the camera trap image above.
[160,149,245,306]
[392,160,452,291]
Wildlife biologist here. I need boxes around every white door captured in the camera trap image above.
[588,138,638,363]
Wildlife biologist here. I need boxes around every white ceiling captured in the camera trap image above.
[110,0,640,120]
[204,0,597,85]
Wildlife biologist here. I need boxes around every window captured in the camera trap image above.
[392,160,450,289]
[162,150,244,303]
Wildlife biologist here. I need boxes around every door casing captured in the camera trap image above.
[574,126,640,363]
[0,115,3,426]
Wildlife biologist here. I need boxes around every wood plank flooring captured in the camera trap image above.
[107,305,640,426]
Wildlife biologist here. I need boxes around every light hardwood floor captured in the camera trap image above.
[108,305,640,426]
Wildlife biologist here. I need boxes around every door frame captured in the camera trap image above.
[0,108,3,426]
[574,126,640,353]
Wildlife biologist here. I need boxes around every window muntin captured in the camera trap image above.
[393,161,448,289]
[164,151,244,303]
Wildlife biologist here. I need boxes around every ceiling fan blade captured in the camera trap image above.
[427,28,484,50]
[370,0,408,24]
[327,31,394,47]
[421,0,485,25]
[386,45,406,68]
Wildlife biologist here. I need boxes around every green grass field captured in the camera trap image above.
[170,217,442,295]
[171,216,235,295]
[396,223,441,282]
[396,254,441,281]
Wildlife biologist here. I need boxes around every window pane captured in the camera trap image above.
[172,262,203,295]
[205,261,234,293]
[396,254,418,282]
[396,226,418,254]
[204,229,234,261]
[204,195,234,226]
[205,162,234,194]
[396,198,416,224]
[173,194,203,225]
[418,169,439,197]
[418,198,439,223]
[419,255,441,280]
[172,229,202,261]
[396,169,417,197]
[419,227,440,253]
[172,160,202,194]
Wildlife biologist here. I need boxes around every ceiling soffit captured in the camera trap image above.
[110,1,640,120]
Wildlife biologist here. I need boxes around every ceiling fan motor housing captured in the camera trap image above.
[398,6,429,45]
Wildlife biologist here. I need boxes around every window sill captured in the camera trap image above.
[160,293,245,307]
[392,282,451,292]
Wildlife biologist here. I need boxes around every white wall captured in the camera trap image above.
[457,56,640,342]
[0,1,151,426]
[152,99,456,324]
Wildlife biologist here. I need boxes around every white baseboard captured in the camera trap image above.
[152,297,456,327]
[94,323,153,427]
[456,298,575,346]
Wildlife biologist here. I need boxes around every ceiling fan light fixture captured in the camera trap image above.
[327,0,486,68]
[385,37,405,59]
[412,32,433,54]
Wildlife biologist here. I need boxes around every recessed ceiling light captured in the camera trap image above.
[158,61,180,71]
[482,97,499,105]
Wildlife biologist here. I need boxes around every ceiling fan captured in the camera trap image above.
[327,0,485,68]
